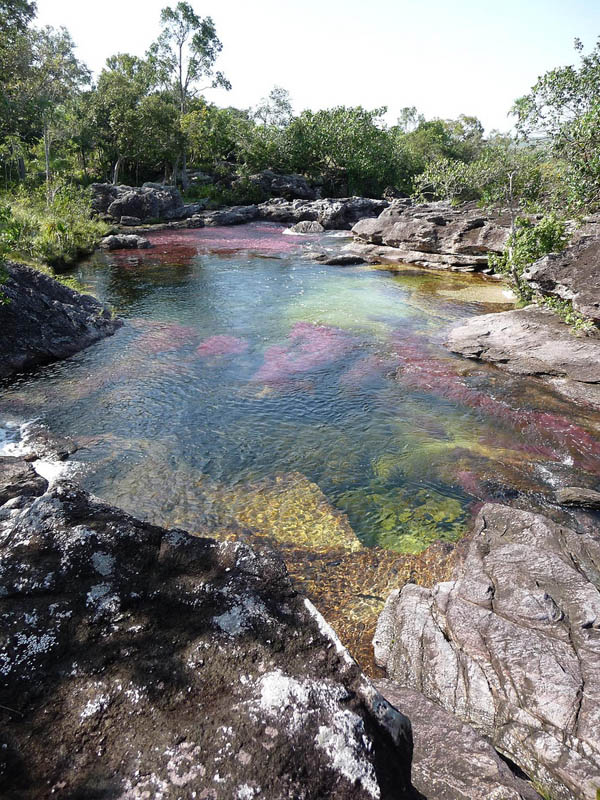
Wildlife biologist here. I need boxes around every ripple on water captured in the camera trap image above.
[3,222,600,670]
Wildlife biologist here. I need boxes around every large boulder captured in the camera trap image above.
[0,261,122,379]
[349,201,510,269]
[202,204,260,226]
[91,183,184,222]
[0,457,47,504]
[242,170,317,201]
[376,682,543,800]
[523,235,600,324]
[446,305,600,409]
[258,197,388,230]
[100,233,152,250]
[0,477,416,799]
[374,503,600,800]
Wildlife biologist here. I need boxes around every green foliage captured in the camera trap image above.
[489,214,568,299]
[539,295,594,333]
[513,37,600,211]
[0,183,108,267]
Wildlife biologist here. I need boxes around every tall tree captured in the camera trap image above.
[29,26,90,192]
[513,37,600,210]
[147,1,230,185]
[254,86,293,128]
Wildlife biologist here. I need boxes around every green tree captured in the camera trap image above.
[29,26,90,193]
[147,1,230,185]
[254,86,293,128]
[513,37,600,210]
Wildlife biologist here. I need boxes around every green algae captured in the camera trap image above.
[335,482,467,554]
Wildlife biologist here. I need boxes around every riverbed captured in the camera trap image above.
[3,222,600,668]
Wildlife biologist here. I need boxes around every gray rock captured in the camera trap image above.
[446,305,600,409]
[376,681,543,800]
[556,486,600,508]
[242,170,317,201]
[119,215,141,226]
[524,236,600,323]
[91,183,184,222]
[0,479,416,799]
[290,220,325,233]
[0,261,122,379]
[0,457,47,504]
[375,503,600,800]
[100,234,152,251]
[351,201,510,269]
[258,197,388,230]
[202,204,260,226]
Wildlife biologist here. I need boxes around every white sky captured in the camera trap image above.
[35,0,600,133]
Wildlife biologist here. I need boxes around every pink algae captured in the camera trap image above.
[196,335,249,357]
[135,323,199,354]
[252,322,354,384]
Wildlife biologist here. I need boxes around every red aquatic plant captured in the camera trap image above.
[196,335,249,357]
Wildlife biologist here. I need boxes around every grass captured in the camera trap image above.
[0,183,109,271]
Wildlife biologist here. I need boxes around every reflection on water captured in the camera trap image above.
[3,222,600,669]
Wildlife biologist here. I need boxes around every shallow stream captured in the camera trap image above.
[3,222,600,668]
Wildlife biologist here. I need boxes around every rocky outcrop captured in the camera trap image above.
[556,486,600,508]
[91,182,204,223]
[100,233,152,250]
[376,681,542,800]
[374,503,600,800]
[239,170,317,201]
[0,457,47,503]
[348,201,510,270]
[0,261,122,379]
[258,197,389,230]
[446,305,600,409]
[523,236,600,324]
[290,220,325,233]
[0,476,416,799]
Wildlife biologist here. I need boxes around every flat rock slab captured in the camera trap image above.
[524,236,600,323]
[374,503,600,800]
[0,479,416,800]
[375,681,542,800]
[0,262,122,379]
[351,201,510,269]
[446,305,600,409]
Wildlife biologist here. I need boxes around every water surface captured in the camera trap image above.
[3,223,600,667]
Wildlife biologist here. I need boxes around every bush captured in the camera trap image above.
[0,183,109,269]
[489,214,568,299]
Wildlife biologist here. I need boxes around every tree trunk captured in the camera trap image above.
[113,156,122,186]
[17,157,26,182]
[43,124,51,201]
[180,150,189,190]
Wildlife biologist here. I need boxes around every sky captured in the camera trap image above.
[35,0,600,134]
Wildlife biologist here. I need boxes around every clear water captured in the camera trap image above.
[3,222,600,667]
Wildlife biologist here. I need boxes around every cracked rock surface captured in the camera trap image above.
[349,201,510,270]
[446,305,600,409]
[0,479,415,800]
[0,261,122,379]
[375,681,542,800]
[374,502,600,800]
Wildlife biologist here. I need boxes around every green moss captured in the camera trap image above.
[336,483,467,553]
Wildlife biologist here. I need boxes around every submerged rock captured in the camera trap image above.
[0,261,122,379]
[446,305,600,409]
[0,478,416,799]
[374,502,600,800]
[349,201,510,269]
